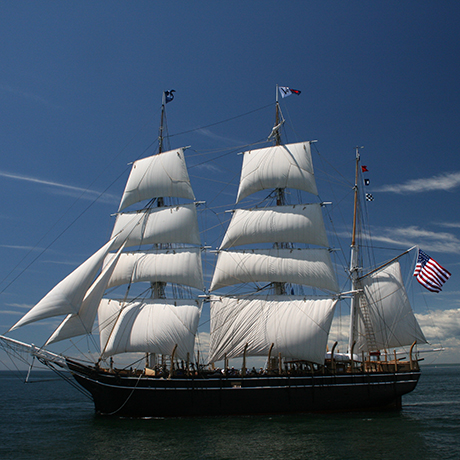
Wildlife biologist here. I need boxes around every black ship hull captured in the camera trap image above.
[67,361,420,417]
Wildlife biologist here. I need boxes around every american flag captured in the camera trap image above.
[413,249,451,292]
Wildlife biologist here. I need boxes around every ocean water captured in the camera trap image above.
[0,365,459,460]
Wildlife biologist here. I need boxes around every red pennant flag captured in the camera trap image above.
[361,165,368,172]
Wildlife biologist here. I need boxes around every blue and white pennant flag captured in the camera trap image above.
[279,87,301,98]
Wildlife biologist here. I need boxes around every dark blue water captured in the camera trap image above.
[1,365,459,460]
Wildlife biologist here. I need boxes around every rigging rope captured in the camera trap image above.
[0,103,275,299]
[168,103,274,140]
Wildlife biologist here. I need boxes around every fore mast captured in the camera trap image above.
[152,90,175,299]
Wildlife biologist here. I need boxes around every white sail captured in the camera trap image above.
[236,142,318,203]
[220,204,329,249]
[210,248,339,293]
[46,243,125,345]
[110,204,200,249]
[118,148,195,212]
[99,298,201,360]
[209,295,337,364]
[105,247,204,291]
[9,238,117,331]
[356,260,427,352]
[98,298,121,355]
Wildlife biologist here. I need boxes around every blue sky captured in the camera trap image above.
[1,1,460,367]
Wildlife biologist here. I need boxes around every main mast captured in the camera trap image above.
[273,85,286,295]
[208,87,340,365]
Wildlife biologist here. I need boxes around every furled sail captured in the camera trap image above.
[236,142,318,203]
[210,248,339,293]
[110,204,200,249]
[104,247,204,291]
[209,295,337,364]
[220,204,329,249]
[98,298,201,360]
[9,238,117,331]
[45,243,126,345]
[355,260,427,352]
[118,148,195,212]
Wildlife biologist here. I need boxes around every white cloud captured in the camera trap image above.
[415,308,460,363]
[197,128,242,146]
[1,309,30,316]
[359,225,460,255]
[0,170,119,205]
[416,308,460,342]
[377,171,460,194]
[6,303,33,310]
[439,222,460,229]
[0,244,44,251]
[0,82,53,106]
[191,163,222,173]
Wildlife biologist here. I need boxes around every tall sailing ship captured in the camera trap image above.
[0,88,434,417]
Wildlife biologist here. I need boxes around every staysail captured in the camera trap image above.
[46,242,126,345]
[9,238,118,331]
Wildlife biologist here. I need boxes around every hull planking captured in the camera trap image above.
[67,361,420,418]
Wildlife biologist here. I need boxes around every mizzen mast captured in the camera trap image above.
[348,146,361,352]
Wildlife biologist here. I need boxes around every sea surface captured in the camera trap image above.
[0,365,459,460]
